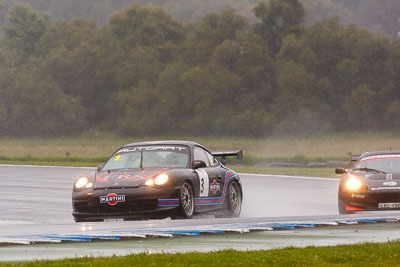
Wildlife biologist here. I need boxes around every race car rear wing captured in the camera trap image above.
[212,150,243,164]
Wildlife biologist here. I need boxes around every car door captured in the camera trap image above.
[203,149,226,199]
[193,146,225,204]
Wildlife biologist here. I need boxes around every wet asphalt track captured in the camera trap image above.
[0,165,339,225]
[2,165,400,261]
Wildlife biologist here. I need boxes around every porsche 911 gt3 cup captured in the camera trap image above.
[72,140,243,221]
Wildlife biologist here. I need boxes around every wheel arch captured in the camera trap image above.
[183,178,195,193]
[227,176,243,201]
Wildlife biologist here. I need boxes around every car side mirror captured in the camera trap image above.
[97,163,105,172]
[193,160,206,169]
[335,168,346,175]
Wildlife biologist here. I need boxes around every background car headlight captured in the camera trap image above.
[75,177,90,189]
[154,174,169,185]
[345,177,361,190]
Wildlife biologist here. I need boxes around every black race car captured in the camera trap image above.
[72,141,243,222]
[336,150,400,214]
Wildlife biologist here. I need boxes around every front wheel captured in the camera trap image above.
[179,182,195,218]
[226,181,242,217]
[73,216,84,223]
[73,215,102,222]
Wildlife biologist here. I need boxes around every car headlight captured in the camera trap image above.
[345,175,361,191]
[154,174,169,186]
[74,177,93,190]
[144,179,154,186]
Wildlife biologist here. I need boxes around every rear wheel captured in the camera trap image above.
[226,181,242,217]
[179,183,194,218]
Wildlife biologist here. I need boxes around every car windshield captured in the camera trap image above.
[102,145,190,170]
[354,155,400,174]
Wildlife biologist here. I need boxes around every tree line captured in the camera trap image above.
[0,0,399,137]
[1,0,400,38]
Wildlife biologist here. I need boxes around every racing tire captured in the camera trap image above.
[226,181,242,218]
[73,216,102,222]
[73,216,87,222]
[73,215,85,222]
[338,198,355,215]
[179,182,195,219]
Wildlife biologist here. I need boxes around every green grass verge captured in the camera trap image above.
[225,154,347,165]
[0,161,102,167]
[1,132,399,164]
[232,165,336,178]
[0,132,399,158]
[4,132,394,177]
[0,154,343,166]
[0,155,107,163]
[0,157,336,178]
[3,241,400,266]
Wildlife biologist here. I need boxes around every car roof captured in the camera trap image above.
[359,150,400,159]
[122,140,203,148]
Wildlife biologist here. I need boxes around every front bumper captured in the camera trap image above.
[72,185,181,221]
[341,190,400,211]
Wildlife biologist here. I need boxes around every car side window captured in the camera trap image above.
[205,151,219,167]
[193,147,210,167]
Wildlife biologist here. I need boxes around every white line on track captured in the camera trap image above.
[0,164,95,169]
[0,164,339,181]
[239,173,339,181]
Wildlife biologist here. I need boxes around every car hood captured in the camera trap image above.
[94,168,169,189]
[355,172,400,181]
[346,172,400,191]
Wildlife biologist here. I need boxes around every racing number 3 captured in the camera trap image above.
[195,169,209,197]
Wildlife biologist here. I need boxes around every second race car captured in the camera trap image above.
[72,140,243,221]
[336,150,400,214]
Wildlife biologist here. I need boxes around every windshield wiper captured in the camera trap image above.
[353,167,386,174]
